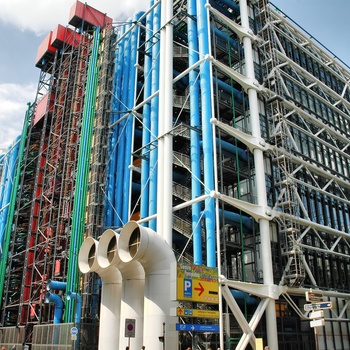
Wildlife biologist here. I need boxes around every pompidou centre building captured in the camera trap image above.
[0,0,350,349]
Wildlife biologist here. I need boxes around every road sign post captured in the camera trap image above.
[176,324,220,332]
[177,263,219,304]
[305,291,324,303]
[125,319,135,338]
[71,327,78,341]
[304,301,332,312]
[177,308,220,319]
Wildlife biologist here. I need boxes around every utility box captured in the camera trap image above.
[35,31,56,69]
[68,0,113,30]
[51,24,82,49]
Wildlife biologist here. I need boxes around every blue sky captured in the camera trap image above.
[271,0,350,68]
[0,0,349,150]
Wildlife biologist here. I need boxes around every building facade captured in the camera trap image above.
[0,0,349,349]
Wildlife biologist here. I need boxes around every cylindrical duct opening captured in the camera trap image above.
[78,236,122,350]
[97,228,145,350]
[118,221,178,350]
[97,229,119,268]
[118,221,148,264]
[78,236,99,273]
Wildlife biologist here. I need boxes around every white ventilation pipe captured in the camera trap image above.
[78,237,122,350]
[97,229,145,349]
[118,221,178,350]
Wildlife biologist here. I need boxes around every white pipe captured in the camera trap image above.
[157,0,165,236]
[239,0,278,348]
[162,0,174,244]
[97,229,145,350]
[78,237,122,350]
[118,221,178,350]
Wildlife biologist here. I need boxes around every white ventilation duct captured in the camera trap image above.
[118,221,178,349]
[78,237,122,350]
[97,229,145,349]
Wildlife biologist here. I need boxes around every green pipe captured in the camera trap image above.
[65,27,101,323]
[0,103,32,304]
[227,337,241,349]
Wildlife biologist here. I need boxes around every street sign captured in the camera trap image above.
[304,301,332,312]
[310,319,325,328]
[177,263,219,304]
[176,324,220,332]
[71,334,77,341]
[177,308,220,319]
[71,327,78,335]
[310,310,324,319]
[305,291,324,303]
[125,318,135,338]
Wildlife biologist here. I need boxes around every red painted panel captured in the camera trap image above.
[69,0,113,30]
[51,24,82,49]
[33,92,55,126]
[35,31,56,68]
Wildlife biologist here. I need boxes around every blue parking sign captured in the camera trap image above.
[184,278,192,298]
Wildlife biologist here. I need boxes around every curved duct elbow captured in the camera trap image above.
[118,221,176,274]
[97,229,145,279]
[66,292,82,324]
[118,221,178,350]
[47,279,67,291]
[78,236,121,283]
[97,229,145,350]
[45,292,63,324]
[78,236,122,350]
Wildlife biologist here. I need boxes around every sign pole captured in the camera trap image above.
[314,327,319,350]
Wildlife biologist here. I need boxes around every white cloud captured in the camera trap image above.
[0,0,150,149]
[0,0,149,35]
[0,83,36,149]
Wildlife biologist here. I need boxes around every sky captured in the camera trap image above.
[0,0,349,151]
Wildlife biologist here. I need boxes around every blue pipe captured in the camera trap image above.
[105,25,125,226]
[115,21,132,227]
[212,0,240,15]
[0,137,20,256]
[214,139,248,162]
[199,139,248,162]
[212,76,243,102]
[67,291,82,350]
[148,2,161,230]
[218,209,253,230]
[132,182,141,192]
[188,0,203,266]
[66,291,82,325]
[111,26,126,226]
[209,0,236,20]
[197,0,216,268]
[46,279,67,291]
[45,292,63,324]
[172,69,243,102]
[212,26,238,52]
[231,289,258,306]
[140,0,154,226]
[122,12,144,223]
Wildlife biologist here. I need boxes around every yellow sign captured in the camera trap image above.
[255,338,263,350]
[177,263,219,304]
[177,308,220,318]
